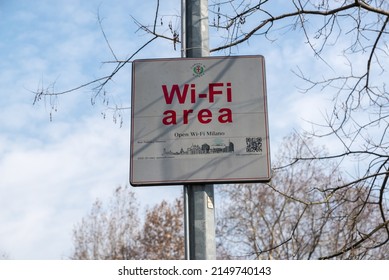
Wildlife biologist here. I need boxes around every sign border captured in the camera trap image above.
[130,55,271,186]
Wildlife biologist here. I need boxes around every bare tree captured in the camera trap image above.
[217,133,389,259]
[138,198,184,260]
[71,186,140,259]
[71,186,184,260]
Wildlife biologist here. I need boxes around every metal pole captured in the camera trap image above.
[181,1,191,261]
[184,0,210,58]
[187,184,216,259]
[182,0,216,260]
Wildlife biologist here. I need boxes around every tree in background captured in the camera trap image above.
[217,133,388,259]
[138,199,184,259]
[71,186,184,260]
[71,186,140,259]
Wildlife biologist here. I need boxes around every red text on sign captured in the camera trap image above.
[161,82,233,125]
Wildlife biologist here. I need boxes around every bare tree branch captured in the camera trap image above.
[319,219,389,260]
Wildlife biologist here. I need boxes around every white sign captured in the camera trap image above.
[130,56,271,186]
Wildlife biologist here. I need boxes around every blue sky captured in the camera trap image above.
[0,0,337,259]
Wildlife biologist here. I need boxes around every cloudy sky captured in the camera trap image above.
[0,0,333,259]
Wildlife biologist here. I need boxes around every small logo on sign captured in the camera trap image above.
[192,63,205,77]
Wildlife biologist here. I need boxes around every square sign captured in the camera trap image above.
[130,55,271,186]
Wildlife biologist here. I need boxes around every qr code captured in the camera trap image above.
[246,137,262,153]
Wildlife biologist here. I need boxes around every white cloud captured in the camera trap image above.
[0,115,128,258]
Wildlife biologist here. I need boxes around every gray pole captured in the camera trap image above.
[182,0,216,260]
[184,0,209,58]
[186,184,216,259]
